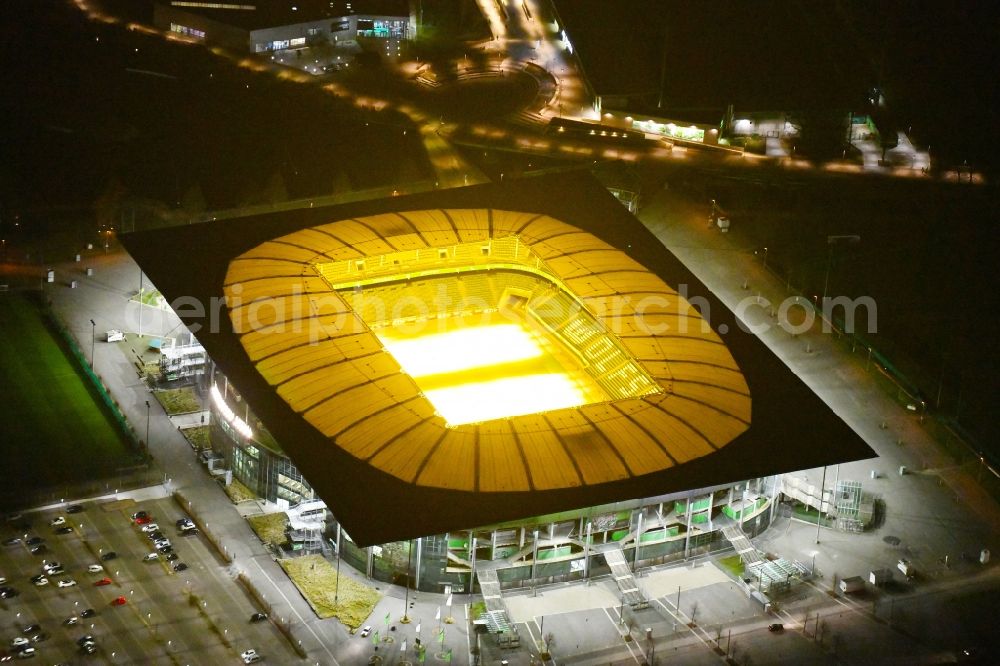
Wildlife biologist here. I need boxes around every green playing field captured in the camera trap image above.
[0,293,132,502]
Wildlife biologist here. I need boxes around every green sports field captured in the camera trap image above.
[0,294,131,503]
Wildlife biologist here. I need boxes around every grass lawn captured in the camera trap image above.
[224,478,257,504]
[280,555,381,626]
[247,512,289,547]
[153,386,201,414]
[134,289,164,307]
[0,294,130,503]
[180,425,210,449]
[717,554,745,578]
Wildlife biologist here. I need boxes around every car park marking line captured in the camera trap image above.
[653,598,726,661]
[252,558,339,664]
[600,606,642,664]
[774,608,800,628]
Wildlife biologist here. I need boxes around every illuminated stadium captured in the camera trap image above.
[123,171,873,592]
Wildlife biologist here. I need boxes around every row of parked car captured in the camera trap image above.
[131,511,194,572]
[2,506,95,661]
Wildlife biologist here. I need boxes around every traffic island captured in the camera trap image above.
[279,554,381,626]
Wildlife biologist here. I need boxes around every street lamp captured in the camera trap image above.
[145,401,151,452]
[89,319,96,368]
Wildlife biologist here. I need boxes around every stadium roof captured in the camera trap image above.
[122,171,874,546]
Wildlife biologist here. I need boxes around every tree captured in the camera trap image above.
[180,184,206,217]
[787,108,850,161]
[94,176,127,231]
[261,171,288,205]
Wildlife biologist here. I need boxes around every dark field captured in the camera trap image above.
[0,294,132,506]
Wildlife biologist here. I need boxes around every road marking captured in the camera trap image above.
[252,558,339,664]
[602,608,642,664]
[653,598,726,661]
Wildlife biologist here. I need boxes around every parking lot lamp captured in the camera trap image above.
[89,319,96,368]
[145,400,151,452]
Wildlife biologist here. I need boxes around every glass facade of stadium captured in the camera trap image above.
[208,363,780,593]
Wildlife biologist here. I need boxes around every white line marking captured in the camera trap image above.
[252,558,339,664]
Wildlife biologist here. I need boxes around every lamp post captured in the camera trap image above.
[89,319,96,368]
[145,401,151,453]
[402,538,413,623]
[815,465,827,544]
[333,531,342,607]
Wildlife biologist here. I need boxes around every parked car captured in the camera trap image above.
[360,625,372,638]
[130,511,148,520]
[173,563,188,572]
[49,517,65,527]
[25,537,43,547]
[768,623,784,632]
[135,516,152,525]
[87,564,103,573]
[142,553,158,562]
[29,545,46,556]
[140,523,159,533]
[28,634,47,644]
[240,649,261,664]
[80,608,96,618]
[111,596,127,606]
[55,527,73,535]
[75,635,95,647]
[20,626,39,636]
[0,586,19,599]
[31,578,48,587]
[2,537,20,546]
[93,577,112,587]
[57,579,77,588]
[64,616,79,626]
[66,505,84,514]
[249,612,268,623]
[100,551,117,561]
[42,562,62,574]
[13,646,34,658]
[165,553,179,562]
[8,639,28,649]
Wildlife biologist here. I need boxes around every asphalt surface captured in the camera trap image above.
[1,499,296,664]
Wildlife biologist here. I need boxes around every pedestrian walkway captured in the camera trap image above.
[598,544,647,609]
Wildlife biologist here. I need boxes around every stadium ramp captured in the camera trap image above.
[475,567,520,647]
[596,544,648,609]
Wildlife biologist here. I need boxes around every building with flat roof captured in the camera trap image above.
[123,171,873,591]
[152,0,412,52]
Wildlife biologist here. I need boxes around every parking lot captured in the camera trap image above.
[1,498,295,664]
